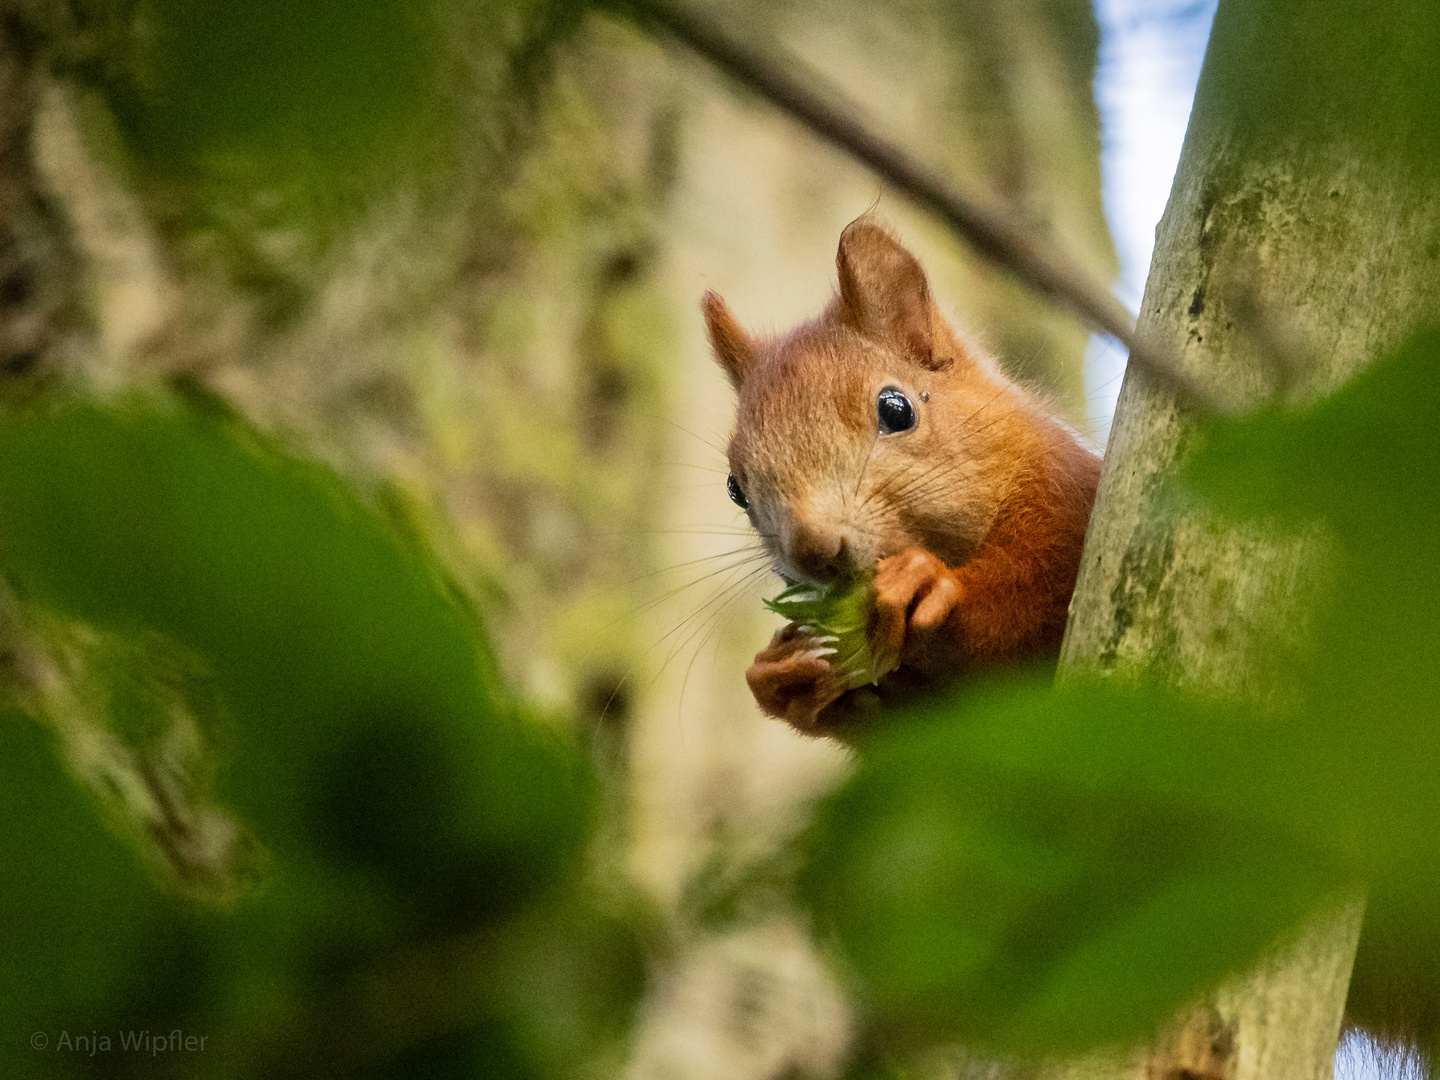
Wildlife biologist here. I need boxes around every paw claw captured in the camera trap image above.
[746,622,852,731]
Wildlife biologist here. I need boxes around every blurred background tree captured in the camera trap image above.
[0,0,1116,1076]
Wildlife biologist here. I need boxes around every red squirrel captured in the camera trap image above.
[703,216,1101,738]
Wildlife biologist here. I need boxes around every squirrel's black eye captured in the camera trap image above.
[877,386,916,435]
[727,473,749,510]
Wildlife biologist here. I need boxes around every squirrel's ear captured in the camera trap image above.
[836,217,938,370]
[702,290,755,388]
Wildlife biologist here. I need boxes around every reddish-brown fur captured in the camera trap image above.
[704,216,1100,739]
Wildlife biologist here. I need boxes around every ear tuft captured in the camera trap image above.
[836,217,938,369]
[702,290,755,389]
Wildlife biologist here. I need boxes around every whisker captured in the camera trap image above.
[861,454,963,512]
[599,549,772,635]
[706,568,769,680]
[582,525,763,539]
[613,544,769,592]
[877,456,958,502]
[652,560,769,681]
[959,399,1028,446]
[657,415,730,459]
[642,550,771,608]
[957,383,1015,432]
[663,461,733,475]
[852,429,878,505]
[594,562,769,730]
[673,565,770,715]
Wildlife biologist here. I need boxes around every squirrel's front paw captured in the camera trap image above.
[871,546,966,674]
[746,624,851,734]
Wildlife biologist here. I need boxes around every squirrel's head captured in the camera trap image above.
[705,216,1026,585]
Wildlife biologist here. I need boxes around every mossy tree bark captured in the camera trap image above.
[1060,0,1440,1076]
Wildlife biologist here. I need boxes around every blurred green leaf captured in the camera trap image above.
[362,1018,545,1080]
[0,399,590,918]
[1183,329,1440,880]
[1185,326,1440,1040]
[0,399,625,1076]
[1184,328,1440,548]
[803,681,1345,1054]
[485,893,648,1073]
[0,709,203,1060]
[104,0,438,164]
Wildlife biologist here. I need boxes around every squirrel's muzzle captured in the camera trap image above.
[784,518,857,584]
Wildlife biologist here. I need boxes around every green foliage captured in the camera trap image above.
[765,573,897,689]
[805,682,1344,1053]
[0,711,196,1033]
[0,400,638,1077]
[800,329,1440,1057]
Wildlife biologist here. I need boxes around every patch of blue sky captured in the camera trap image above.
[1085,0,1216,444]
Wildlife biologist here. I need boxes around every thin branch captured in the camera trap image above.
[610,0,1225,415]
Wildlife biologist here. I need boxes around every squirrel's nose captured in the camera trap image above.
[786,520,854,583]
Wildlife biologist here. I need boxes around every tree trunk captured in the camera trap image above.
[1059,0,1440,1076]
